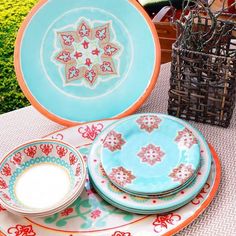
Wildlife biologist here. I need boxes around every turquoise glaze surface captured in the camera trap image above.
[100,115,201,194]
[19,0,158,123]
[88,114,212,213]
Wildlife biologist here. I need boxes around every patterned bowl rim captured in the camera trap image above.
[14,0,161,126]
[0,138,86,215]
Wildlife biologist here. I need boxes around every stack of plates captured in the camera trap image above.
[88,113,212,214]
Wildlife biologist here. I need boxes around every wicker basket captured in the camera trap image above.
[168,17,236,127]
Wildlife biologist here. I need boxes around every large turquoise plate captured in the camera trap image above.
[15,0,160,126]
[100,114,201,195]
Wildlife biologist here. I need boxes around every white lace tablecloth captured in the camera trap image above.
[0,63,235,235]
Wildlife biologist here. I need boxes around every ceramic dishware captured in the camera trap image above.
[100,114,201,195]
[0,119,220,236]
[88,114,212,214]
[14,0,161,126]
[0,139,86,217]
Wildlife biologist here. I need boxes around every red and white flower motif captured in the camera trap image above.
[153,213,181,233]
[55,18,121,86]
[69,152,78,165]
[90,209,101,219]
[175,128,198,149]
[1,163,12,176]
[78,123,104,141]
[100,61,113,73]
[95,26,108,40]
[137,144,165,166]
[61,207,74,216]
[136,115,162,133]
[104,44,119,57]
[112,231,132,236]
[56,50,72,63]
[40,144,53,156]
[10,152,22,165]
[191,183,210,205]
[61,34,75,46]
[24,146,37,158]
[67,66,80,81]
[169,164,195,184]
[78,22,91,37]
[103,130,126,152]
[56,146,68,158]
[109,167,135,187]
[7,224,36,236]
[84,69,97,84]
[1,192,11,201]
[75,163,81,176]
[0,177,8,189]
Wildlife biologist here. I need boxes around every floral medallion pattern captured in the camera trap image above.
[54,18,122,87]
[152,213,181,233]
[7,224,36,236]
[90,209,102,219]
[40,144,53,156]
[10,152,22,165]
[137,144,165,166]
[78,123,104,141]
[175,128,198,149]
[103,130,126,152]
[136,115,162,133]
[1,163,12,176]
[24,146,37,158]
[109,167,136,187]
[169,164,195,184]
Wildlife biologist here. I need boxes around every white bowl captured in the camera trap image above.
[0,139,86,217]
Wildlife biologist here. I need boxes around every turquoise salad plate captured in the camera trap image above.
[88,114,212,213]
[15,0,161,126]
[100,114,201,195]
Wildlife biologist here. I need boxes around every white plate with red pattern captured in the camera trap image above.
[0,118,220,236]
[99,114,201,195]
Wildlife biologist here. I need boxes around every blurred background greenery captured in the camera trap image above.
[0,0,37,114]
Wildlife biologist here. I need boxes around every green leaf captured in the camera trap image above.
[80,199,92,208]
[44,213,59,224]
[81,221,92,229]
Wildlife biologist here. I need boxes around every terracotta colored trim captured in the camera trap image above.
[14,0,161,126]
[163,144,221,236]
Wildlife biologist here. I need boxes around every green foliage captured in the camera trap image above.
[0,0,38,114]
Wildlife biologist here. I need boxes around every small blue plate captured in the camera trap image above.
[100,114,201,195]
